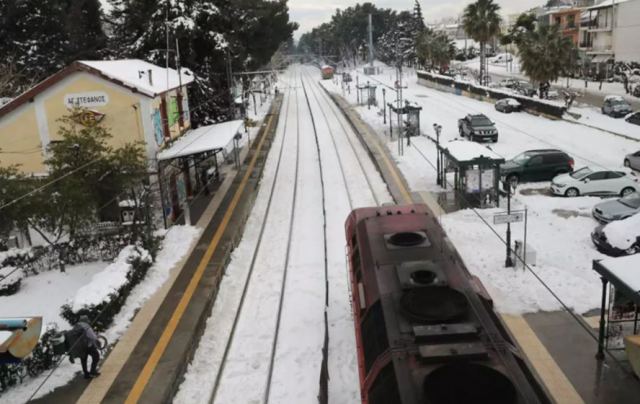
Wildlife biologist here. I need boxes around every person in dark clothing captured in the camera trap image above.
[624,74,630,94]
[68,315,101,379]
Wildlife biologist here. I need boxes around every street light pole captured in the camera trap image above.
[504,180,514,268]
[383,88,386,124]
[434,124,442,185]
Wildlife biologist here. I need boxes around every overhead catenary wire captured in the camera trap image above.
[339,65,627,364]
[0,93,255,213]
[22,95,280,401]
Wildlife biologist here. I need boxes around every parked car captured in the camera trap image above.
[625,150,640,170]
[514,81,537,97]
[602,95,633,118]
[498,79,520,89]
[591,214,640,256]
[493,53,513,63]
[458,114,498,142]
[625,112,640,126]
[592,192,640,223]
[501,149,574,186]
[495,98,523,113]
[551,167,638,197]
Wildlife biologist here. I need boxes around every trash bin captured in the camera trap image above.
[514,240,536,268]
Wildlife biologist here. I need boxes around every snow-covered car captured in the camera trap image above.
[592,192,640,223]
[550,167,638,197]
[602,95,633,118]
[625,112,640,126]
[625,150,640,170]
[591,213,640,256]
[495,98,522,113]
[514,82,537,97]
[492,53,513,63]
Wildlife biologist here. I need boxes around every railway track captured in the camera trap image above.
[207,70,299,404]
[199,65,392,404]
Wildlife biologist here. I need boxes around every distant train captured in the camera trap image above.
[321,65,334,80]
[345,204,550,404]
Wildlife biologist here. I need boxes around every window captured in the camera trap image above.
[587,171,608,181]
[607,171,624,179]
[527,156,544,166]
[567,14,576,28]
[543,154,564,164]
[555,17,562,25]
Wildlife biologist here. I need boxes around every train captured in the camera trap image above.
[345,204,551,404]
[321,65,335,80]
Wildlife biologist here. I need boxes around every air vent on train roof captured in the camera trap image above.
[385,231,430,250]
[400,286,468,323]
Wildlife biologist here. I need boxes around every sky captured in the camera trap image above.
[289,0,543,39]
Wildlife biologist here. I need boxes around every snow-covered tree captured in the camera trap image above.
[0,0,107,97]
[109,0,297,124]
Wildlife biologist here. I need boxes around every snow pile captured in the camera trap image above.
[106,225,200,340]
[70,245,151,311]
[603,213,640,250]
[0,226,200,402]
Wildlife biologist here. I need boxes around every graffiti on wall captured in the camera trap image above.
[153,109,164,145]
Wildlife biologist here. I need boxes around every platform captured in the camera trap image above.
[30,95,283,404]
[325,87,640,404]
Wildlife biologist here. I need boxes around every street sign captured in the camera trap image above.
[493,210,524,225]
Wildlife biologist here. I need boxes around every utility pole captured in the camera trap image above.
[434,124,442,185]
[165,1,170,91]
[503,180,514,268]
[368,13,374,67]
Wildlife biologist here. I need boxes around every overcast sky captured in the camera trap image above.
[289,0,542,39]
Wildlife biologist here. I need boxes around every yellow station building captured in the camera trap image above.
[0,59,194,175]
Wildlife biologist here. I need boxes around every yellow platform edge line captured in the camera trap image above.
[501,314,584,404]
[123,107,278,404]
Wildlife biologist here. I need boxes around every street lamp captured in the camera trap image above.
[382,88,386,124]
[433,124,442,186]
[502,179,514,268]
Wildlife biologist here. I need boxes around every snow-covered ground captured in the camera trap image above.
[566,105,640,141]
[175,65,392,403]
[456,56,639,101]
[321,64,640,315]
[0,225,200,402]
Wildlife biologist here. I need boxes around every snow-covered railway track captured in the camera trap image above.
[300,67,385,208]
[177,65,393,404]
[206,71,301,404]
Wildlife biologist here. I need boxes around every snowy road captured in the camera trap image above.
[174,65,392,404]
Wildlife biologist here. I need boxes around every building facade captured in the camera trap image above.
[579,0,640,64]
[0,59,193,175]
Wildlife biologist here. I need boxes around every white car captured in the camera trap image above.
[551,167,638,197]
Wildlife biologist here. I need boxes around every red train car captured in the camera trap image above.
[321,65,334,80]
[345,204,550,404]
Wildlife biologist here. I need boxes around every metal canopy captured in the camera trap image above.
[593,255,640,307]
[157,120,243,161]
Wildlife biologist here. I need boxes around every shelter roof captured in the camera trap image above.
[157,120,244,161]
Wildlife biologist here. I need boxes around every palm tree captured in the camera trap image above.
[518,24,575,97]
[462,0,502,86]
[417,31,455,73]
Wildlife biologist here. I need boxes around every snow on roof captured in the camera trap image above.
[157,120,244,161]
[443,139,503,162]
[603,213,640,250]
[599,253,640,292]
[79,59,194,97]
[604,94,626,101]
